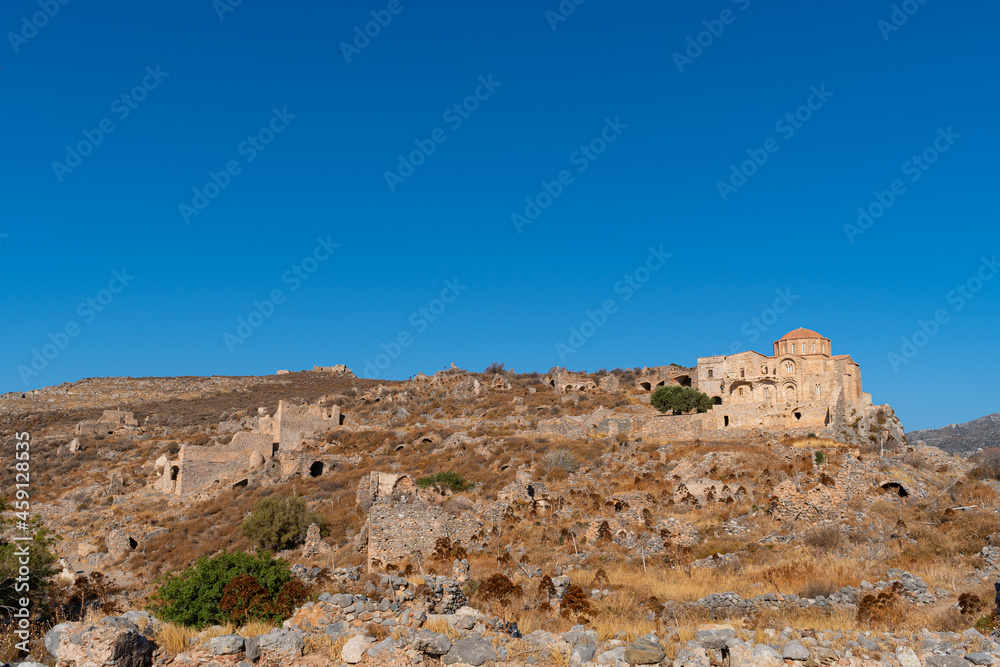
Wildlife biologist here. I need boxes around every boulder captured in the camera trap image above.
[624,637,665,665]
[895,646,921,667]
[368,636,396,659]
[342,635,372,664]
[966,654,994,666]
[255,629,304,661]
[412,630,453,656]
[572,642,598,665]
[597,646,627,665]
[782,640,810,661]
[442,636,498,666]
[925,656,973,667]
[44,622,152,667]
[751,644,783,667]
[209,634,246,655]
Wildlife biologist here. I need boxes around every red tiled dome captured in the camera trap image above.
[778,328,826,341]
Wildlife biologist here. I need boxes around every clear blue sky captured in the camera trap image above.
[2,0,997,431]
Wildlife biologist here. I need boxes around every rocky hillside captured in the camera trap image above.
[911,413,1000,455]
[3,367,1000,667]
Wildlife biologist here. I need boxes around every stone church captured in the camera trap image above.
[694,328,868,430]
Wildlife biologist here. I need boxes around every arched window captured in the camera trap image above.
[815,383,821,398]
[791,343,795,354]
[785,361,795,373]
[740,368,745,378]
[812,342,817,353]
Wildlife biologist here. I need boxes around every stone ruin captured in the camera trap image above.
[634,366,696,392]
[359,472,483,573]
[259,400,342,451]
[75,410,138,437]
[152,399,340,496]
[312,364,355,376]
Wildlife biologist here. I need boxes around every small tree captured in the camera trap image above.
[484,362,506,374]
[149,551,294,628]
[240,494,326,552]
[651,386,714,415]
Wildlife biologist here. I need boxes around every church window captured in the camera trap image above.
[815,383,821,397]
[740,368,745,378]
[708,369,714,379]
[785,361,795,373]
[813,342,817,353]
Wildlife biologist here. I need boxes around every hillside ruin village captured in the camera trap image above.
[4,327,999,667]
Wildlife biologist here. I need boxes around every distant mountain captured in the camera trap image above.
[909,413,1000,455]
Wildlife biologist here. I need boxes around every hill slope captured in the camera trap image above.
[910,412,1000,454]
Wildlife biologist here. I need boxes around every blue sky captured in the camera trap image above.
[1,0,997,431]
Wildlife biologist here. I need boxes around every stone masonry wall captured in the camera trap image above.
[367,502,482,572]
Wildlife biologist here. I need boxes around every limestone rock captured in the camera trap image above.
[782,640,811,661]
[209,634,246,655]
[412,630,452,656]
[925,656,973,667]
[624,637,665,665]
[44,621,153,666]
[442,636,498,666]
[342,635,372,664]
[751,643,784,666]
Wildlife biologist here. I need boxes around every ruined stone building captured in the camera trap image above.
[152,399,341,496]
[360,472,482,572]
[75,410,138,436]
[695,328,867,430]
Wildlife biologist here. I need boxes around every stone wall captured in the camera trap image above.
[168,444,266,495]
[260,400,342,451]
[367,502,482,572]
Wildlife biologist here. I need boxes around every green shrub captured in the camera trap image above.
[814,451,827,465]
[416,471,473,491]
[240,494,326,552]
[149,551,294,628]
[650,386,714,415]
[0,525,59,623]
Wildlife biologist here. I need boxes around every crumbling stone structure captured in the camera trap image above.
[359,472,482,572]
[259,400,342,450]
[635,366,696,392]
[75,410,138,437]
[546,368,597,392]
[312,364,354,375]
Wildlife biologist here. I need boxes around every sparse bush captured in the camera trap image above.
[814,451,826,465]
[856,582,905,630]
[541,449,579,475]
[484,362,506,375]
[416,471,473,492]
[559,585,592,621]
[651,386,714,415]
[150,551,295,628]
[240,494,326,552]
[969,448,1000,481]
